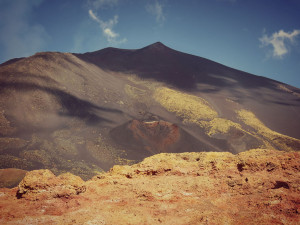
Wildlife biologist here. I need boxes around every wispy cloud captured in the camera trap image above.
[88,0,118,9]
[0,0,48,62]
[146,1,165,24]
[88,9,126,44]
[259,29,300,58]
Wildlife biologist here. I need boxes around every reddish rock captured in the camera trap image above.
[0,149,299,224]
[129,120,180,153]
[110,119,209,159]
[17,169,86,200]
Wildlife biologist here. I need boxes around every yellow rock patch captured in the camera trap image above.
[154,87,218,122]
[154,87,243,136]
[202,118,242,136]
[237,109,300,151]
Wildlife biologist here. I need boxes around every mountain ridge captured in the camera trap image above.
[0,42,299,182]
[75,42,288,91]
[77,42,294,87]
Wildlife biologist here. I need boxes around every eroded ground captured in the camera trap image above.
[0,149,299,225]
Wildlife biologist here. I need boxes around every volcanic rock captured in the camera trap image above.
[0,149,299,224]
[17,169,86,200]
[110,119,212,159]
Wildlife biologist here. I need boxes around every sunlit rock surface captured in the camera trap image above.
[0,149,299,224]
[17,169,86,200]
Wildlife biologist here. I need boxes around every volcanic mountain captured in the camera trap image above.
[0,42,300,182]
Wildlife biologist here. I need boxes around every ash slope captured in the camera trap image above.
[77,42,300,139]
[0,42,300,181]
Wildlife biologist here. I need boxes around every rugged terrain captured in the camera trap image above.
[0,149,299,224]
[0,42,300,182]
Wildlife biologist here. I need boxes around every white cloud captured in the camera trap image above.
[88,10,126,44]
[0,0,48,62]
[259,29,300,58]
[104,28,117,38]
[146,1,165,23]
[88,9,101,23]
[88,0,118,9]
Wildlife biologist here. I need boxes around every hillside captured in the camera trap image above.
[0,42,300,182]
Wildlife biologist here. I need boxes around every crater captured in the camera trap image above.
[110,119,211,160]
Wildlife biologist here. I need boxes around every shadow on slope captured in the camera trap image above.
[74,42,280,92]
[75,43,300,140]
[0,81,122,126]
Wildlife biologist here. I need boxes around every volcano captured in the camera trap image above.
[0,42,300,182]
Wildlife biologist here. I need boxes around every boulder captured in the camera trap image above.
[17,169,86,200]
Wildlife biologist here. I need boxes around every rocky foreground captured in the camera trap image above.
[0,149,299,224]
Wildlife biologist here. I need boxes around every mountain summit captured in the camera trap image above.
[139,41,172,52]
[76,42,281,90]
[0,43,300,180]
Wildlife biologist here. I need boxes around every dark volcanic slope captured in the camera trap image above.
[0,42,300,182]
[76,42,300,139]
[110,119,213,160]
[77,42,278,89]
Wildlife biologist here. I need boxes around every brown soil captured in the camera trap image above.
[0,168,27,188]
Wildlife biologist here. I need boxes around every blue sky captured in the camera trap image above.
[0,0,300,88]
